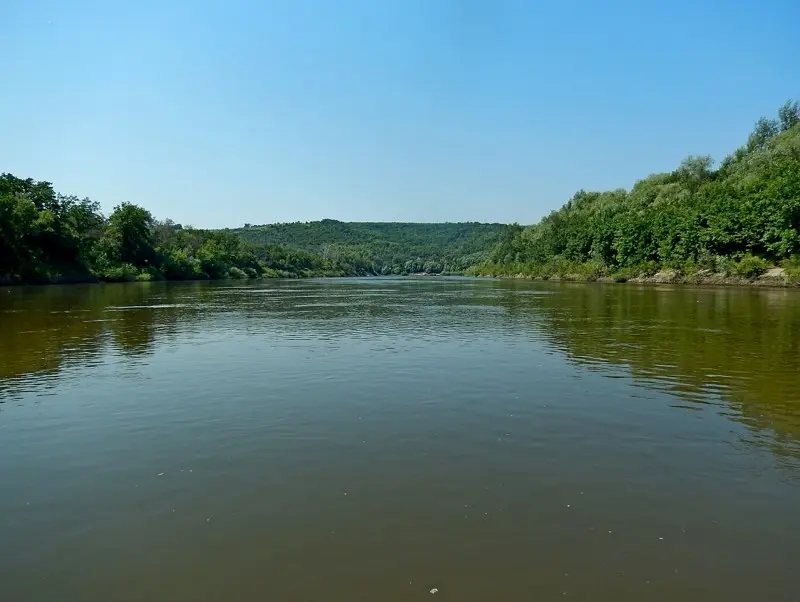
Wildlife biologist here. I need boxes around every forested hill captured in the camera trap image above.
[228,221,505,275]
[473,100,800,284]
[0,175,402,284]
[5,100,799,285]
[0,173,503,284]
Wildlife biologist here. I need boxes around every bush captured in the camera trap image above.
[228,266,248,279]
[100,263,139,282]
[715,255,737,277]
[782,255,800,284]
[696,251,718,272]
[733,253,769,278]
[612,266,636,282]
[159,248,205,280]
[636,261,660,277]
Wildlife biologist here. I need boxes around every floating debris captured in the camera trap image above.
[429,588,438,594]
[158,473,164,477]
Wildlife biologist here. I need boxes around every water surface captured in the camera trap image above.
[1,278,799,601]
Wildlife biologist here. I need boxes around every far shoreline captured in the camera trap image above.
[476,268,800,289]
[4,270,800,290]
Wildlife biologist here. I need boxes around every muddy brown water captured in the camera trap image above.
[1,278,799,601]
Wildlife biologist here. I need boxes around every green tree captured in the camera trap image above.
[676,155,713,194]
[748,116,780,151]
[100,203,155,268]
[477,100,800,281]
[778,100,800,132]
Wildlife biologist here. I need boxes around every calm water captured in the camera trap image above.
[1,278,799,601]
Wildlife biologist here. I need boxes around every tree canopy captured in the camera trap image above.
[474,100,800,283]
[229,220,505,276]
[0,176,373,283]
[3,100,798,285]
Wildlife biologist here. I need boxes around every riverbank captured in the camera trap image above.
[477,267,800,288]
[0,271,457,287]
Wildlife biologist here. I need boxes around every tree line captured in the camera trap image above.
[4,100,798,285]
[473,100,800,283]
[0,175,501,283]
[0,175,366,284]
[230,220,505,275]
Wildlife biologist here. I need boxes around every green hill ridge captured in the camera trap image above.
[228,220,505,275]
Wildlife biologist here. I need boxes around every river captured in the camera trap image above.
[1,278,799,601]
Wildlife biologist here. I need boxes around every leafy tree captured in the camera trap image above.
[476,100,800,281]
[778,100,800,132]
[230,220,505,275]
[1,176,391,283]
[99,203,155,268]
[748,117,780,151]
[676,155,713,193]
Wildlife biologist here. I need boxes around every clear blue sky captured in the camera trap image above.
[2,0,798,228]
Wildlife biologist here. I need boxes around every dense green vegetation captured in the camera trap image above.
[4,101,799,285]
[0,174,364,283]
[1,174,502,283]
[230,220,505,275]
[473,101,800,284]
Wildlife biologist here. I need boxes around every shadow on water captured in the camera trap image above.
[1,278,799,464]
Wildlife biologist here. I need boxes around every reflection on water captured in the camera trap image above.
[1,278,799,601]
[498,283,800,463]
[2,280,798,460]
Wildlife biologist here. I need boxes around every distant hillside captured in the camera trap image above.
[228,220,506,275]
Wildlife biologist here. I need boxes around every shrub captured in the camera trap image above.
[696,251,718,272]
[636,261,660,277]
[159,248,205,280]
[733,253,769,278]
[715,256,737,277]
[612,266,636,282]
[100,263,139,282]
[782,255,800,284]
[228,266,248,279]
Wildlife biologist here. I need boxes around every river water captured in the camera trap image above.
[1,278,799,601]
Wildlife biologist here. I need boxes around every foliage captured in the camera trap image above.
[0,175,371,283]
[782,255,800,284]
[1,174,104,282]
[477,101,800,282]
[732,254,769,279]
[229,220,505,275]
[5,100,797,285]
